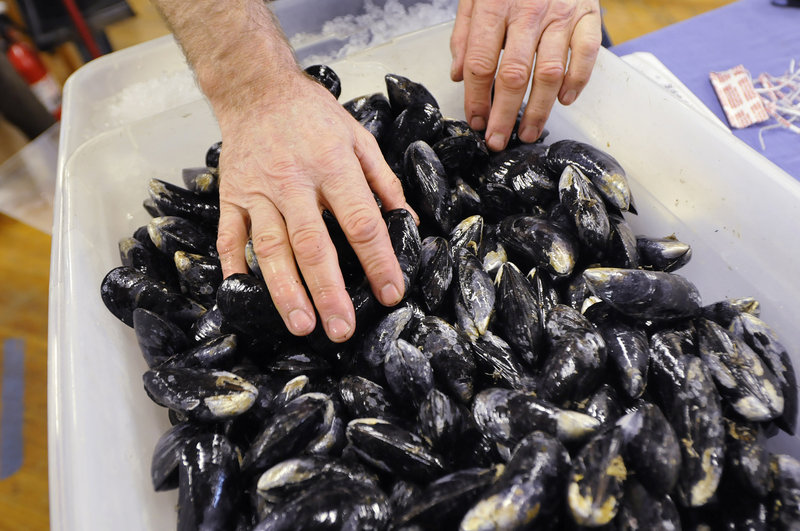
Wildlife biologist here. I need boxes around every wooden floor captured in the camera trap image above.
[0,0,734,529]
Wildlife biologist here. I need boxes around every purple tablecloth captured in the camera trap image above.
[611,0,800,178]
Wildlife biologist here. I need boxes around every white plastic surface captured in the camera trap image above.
[49,22,800,531]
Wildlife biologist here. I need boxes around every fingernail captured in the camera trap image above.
[470,116,486,131]
[487,132,506,152]
[288,309,314,334]
[381,282,403,305]
[327,315,352,340]
[518,125,539,143]
[561,89,577,105]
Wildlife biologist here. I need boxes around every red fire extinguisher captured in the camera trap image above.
[0,4,61,119]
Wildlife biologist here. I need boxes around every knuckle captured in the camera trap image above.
[550,0,577,19]
[571,33,602,60]
[290,224,329,265]
[520,0,548,20]
[465,53,499,79]
[216,230,243,257]
[497,62,531,91]
[340,207,383,246]
[535,60,566,84]
[251,229,285,259]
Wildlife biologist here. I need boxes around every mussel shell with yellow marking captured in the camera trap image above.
[498,215,579,277]
[731,312,798,435]
[471,387,600,447]
[545,139,633,213]
[567,426,627,526]
[459,431,570,531]
[617,402,681,497]
[143,367,257,422]
[396,465,502,529]
[697,317,784,423]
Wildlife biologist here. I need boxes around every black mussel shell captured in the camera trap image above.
[396,465,501,528]
[242,393,333,474]
[616,402,681,496]
[148,178,220,228]
[636,234,692,272]
[252,476,391,530]
[403,140,455,232]
[151,421,205,491]
[494,262,542,366]
[385,73,439,115]
[558,165,612,256]
[461,431,570,529]
[181,166,219,195]
[133,307,190,368]
[383,102,443,170]
[454,247,495,340]
[177,432,239,530]
[304,64,341,99]
[498,215,579,277]
[343,93,393,143]
[409,315,476,404]
[148,215,217,258]
[383,339,434,409]
[160,333,238,370]
[583,267,702,321]
[119,235,178,289]
[730,312,798,435]
[472,387,599,447]
[215,273,282,337]
[385,209,422,295]
[174,251,222,308]
[345,418,446,483]
[338,375,404,424]
[416,236,453,314]
[545,139,633,213]
[696,318,784,423]
[205,141,222,168]
[143,367,258,421]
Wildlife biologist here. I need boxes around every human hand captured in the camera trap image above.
[215,70,414,343]
[450,0,602,151]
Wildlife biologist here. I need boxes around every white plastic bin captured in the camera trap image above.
[49,21,800,531]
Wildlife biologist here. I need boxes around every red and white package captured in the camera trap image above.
[710,65,769,128]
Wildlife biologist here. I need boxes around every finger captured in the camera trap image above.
[450,0,475,82]
[275,189,355,343]
[216,200,250,278]
[353,129,419,223]
[462,0,508,132]
[519,19,572,143]
[559,11,602,105]
[249,196,317,336]
[322,149,406,308]
[484,18,538,151]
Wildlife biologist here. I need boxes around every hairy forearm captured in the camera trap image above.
[152,0,300,115]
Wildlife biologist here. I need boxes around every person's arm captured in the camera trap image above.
[450,0,602,151]
[153,0,413,342]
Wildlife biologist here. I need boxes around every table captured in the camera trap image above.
[611,0,800,178]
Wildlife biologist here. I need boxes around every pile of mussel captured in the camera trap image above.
[101,64,800,530]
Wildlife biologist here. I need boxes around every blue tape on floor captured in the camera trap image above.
[1,338,25,479]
